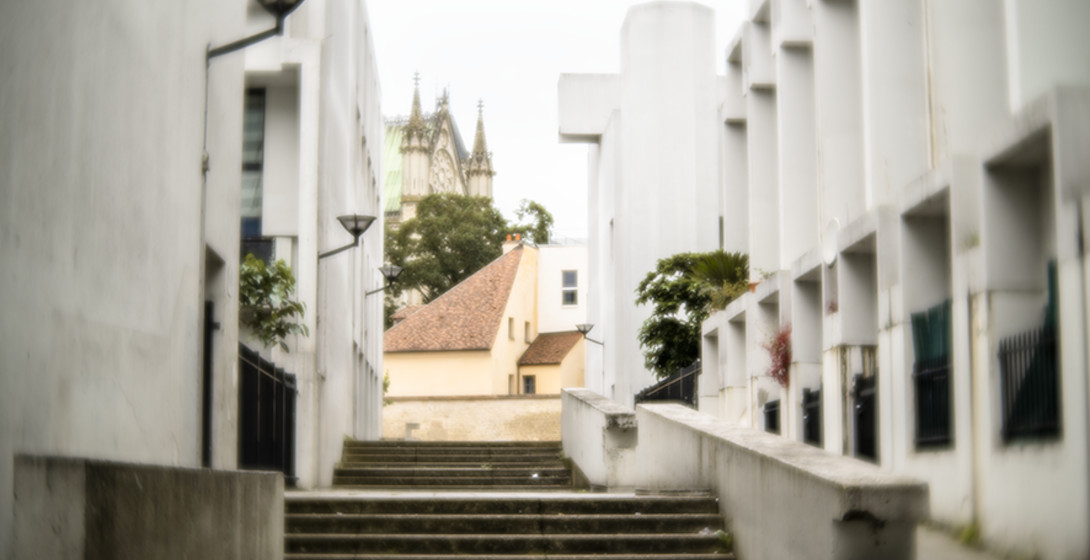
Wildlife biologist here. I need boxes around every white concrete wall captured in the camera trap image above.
[0,0,246,553]
[561,389,637,491]
[242,0,385,489]
[636,403,927,560]
[559,2,722,406]
[537,245,588,334]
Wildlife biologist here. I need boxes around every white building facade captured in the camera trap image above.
[697,1,1090,559]
[0,0,251,553]
[561,1,1090,558]
[558,2,722,406]
[240,0,386,489]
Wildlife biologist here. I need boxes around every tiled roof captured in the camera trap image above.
[384,246,523,353]
[390,305,423,324]
[518,331,583,366]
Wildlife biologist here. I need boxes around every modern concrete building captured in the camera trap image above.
[560,1,1090,557]
[239,0,387,489]
[694,1,1090,558]
[558,2,722,407]
[0,0,389,552]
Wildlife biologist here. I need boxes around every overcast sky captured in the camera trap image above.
[366,0,743,241]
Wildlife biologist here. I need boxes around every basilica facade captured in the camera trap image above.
[383,79,495,228]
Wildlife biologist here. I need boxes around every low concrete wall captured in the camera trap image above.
[382,395,560,441]
[636,403,928,560]
[13,455,283,560]
[561,388,637,491]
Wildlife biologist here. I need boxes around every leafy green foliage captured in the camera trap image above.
[510,199,554,245]
[386,193,508,303]
[239,254,308,351]
[635,250,749,378]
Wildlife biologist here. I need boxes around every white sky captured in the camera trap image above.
[366,0,744,241]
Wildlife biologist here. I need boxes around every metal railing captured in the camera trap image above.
[853,373,877,461]
[913,357,952,448]
[634,360,700,408]
[802,388,822,446]
[999,325,1060,442]
[763,399,781,434]
[238,344,297,481]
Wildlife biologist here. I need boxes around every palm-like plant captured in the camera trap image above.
[691,251,749,310]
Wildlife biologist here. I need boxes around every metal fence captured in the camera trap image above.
[853,373,877,462]
[802,388,822,446]
[238,344,296,482]
[999,325,1060,442]
[634,360,700,408]
[913,357,952,448]
[763,399,781,434]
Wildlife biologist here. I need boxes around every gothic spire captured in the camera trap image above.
[407,72,425,132]
[472,99,489,156]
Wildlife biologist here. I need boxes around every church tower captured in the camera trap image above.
[465,99,495,198]
[400,74,429,220]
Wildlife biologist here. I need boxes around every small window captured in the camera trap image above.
[508,317,514,340]
[524,321,531,343]
[523,375,536,395]
[562,270,578,306]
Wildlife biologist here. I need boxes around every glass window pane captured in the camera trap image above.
[562,270,577,288]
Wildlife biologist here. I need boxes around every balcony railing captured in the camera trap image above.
[763,399,780,434]
[999,325,1060,442]
[802,388,822,446]
[913,357,952,448]
[634,360,700,408]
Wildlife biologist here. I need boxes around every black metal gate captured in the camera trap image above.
[634,360,701,408]
[238,344,296,481]
[853,373,877,462]
[802,387,822,446]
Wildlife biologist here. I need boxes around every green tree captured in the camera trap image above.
[510,199,554,245]
[635,250,748,378]
[386,193,508,303]
[239,254,308,351]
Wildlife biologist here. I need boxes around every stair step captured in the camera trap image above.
[286,513,723,534]
[285,533,725,555]
[283,551,732,555]
[286,495,720,515]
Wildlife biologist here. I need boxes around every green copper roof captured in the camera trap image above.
[383,124,404,214]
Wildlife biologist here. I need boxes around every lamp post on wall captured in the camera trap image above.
[575,323,604,346]
[365,265,403,296]
[207,0,308,60]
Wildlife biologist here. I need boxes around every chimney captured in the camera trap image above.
[502,233,521,254]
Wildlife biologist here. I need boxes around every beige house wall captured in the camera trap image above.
[489,246,540,394]
[384,351,493,397]
[382,395,561,441]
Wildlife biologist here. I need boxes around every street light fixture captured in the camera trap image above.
[207,0,308,60]
[318,214,376,260]
[576,323,604,346]
[366,265,403,296]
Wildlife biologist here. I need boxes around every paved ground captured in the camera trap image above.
[917,525,1008,560]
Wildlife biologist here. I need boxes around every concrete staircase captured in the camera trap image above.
[332,440,572,490]
[285,439,732,559]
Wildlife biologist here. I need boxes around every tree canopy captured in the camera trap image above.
[510,199,554,246]
[635,250,748,378]
[386,193,509,304]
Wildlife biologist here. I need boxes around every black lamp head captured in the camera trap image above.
[576,323,594,336]
[256,0,306,20]
[337,214,376,241]
[380,265,403,283]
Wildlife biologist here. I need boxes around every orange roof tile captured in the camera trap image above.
[518,331,583,366]
[384,246,523,353]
